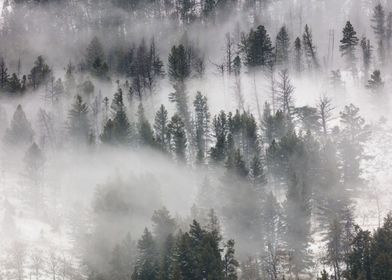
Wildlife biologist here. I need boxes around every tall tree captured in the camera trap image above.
[275,26,290,67]
[153,105,169,151]
[4,104,34,145]
[168,114,187,162]
[68,95,90,144]
[302,24,319,70]
[371,4,386,63]
[340,21,359,74]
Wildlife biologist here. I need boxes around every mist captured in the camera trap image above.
[0,0,392,279]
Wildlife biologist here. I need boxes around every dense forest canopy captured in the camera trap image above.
[0,0,392,279]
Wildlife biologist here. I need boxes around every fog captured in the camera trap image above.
[0,0,392,279]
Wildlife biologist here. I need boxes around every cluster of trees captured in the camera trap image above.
[1,1,392,280]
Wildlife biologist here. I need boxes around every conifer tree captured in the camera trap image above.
[193,92,210,163]
[29,56,51,89]
[0,58,10,91]
[4,104,34,145]
[132,228,159,280]
[168,114,187,161]
[153,105,169,151]
[68,95,90,144]
[302,25,319,70]
[137,103,155,146]
[340,21,359,73]
[371,4,386,62]
[240,25,274,69]
[360,37,372,79]
[366,70,384,94]
[275,26,290,67]
[168,45,190,82]
[293,37,303,73]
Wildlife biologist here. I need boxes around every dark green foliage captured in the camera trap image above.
[68,95,90,143]
[275,26,290,66]
[302,25,319,69]
[168,45,190,82]
[223,239,239,280]
[193,91,210,162]
[340,21,359,72]
[132,229,159,280]
[168,114,187,161]
[137,103,155,146]
[366,70,384,93]
[153,105,169,151]
[29,56,51,89]
[240,25,274,69]
[85,37,109,79]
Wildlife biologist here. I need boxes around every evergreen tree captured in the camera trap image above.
[210,111,228,163]
[29,56,51,89]
[293,37,303,73]
[0,58,10,91]
[340,21,359,73]
[302,24,319,70]
[85,36,108,78]
[360,37,372,80]
[339,104,369,186]
[193,91,210,163]
[153,105,169,151]
[68,95,90,144]
[137,103,155,146]
[366,70,384,94]
[132,228,159,280]
[168,114,187,161]
[240,25,274,69]
[275,26,290,67]
[168,45,190,82]
[371,4,386,62]
[223,240,238,280]
[4,104,34,145]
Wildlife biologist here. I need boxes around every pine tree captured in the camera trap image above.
[132,228,159,280]
[223,240,239,280]
[340,21,359,73]
[68,95,90,144]
[137,103,155,146]
[85,36,108,78]
[293,37,303,73]
[240,25,274,69]
[302,24,319,70]
[151,207,177,246]
[210,111,228,163]
[193,92,210,163]
[168,45,190,82]
[360,37,372,79]
[153,105,169,151]
[29,56,51,89]
[4,104,34,145]
[168,114,187,161]
[339,104,369,186]
[8,73,22,94]
[366,70,384,94]
[0,58,10,91]
[275,26,290,67]
[371,4,386,62]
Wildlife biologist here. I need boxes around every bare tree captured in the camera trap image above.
[276,69,295,119]
[30,250,44,280]
[318,96,334,137]
[8,242,27,280]
[47,251,59,280]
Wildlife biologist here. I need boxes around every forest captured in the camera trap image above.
[0,0,392,279]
